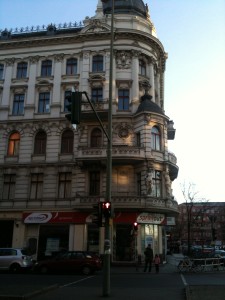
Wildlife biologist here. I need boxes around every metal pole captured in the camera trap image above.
[103,0,114,297]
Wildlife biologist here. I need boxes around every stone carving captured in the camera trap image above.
[116,51,132,69]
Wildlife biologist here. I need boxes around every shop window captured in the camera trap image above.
[151,126,161,151]
[30,173,43,199]
[91,87,103,102]
[41,60,52,77]
[91,128,102,147]
[66,58,77,75]
[61,129,74,153]
[118,89,129,111]
[2,174,16,200]
[38,92,50,113]
[152,170,161,198]
[58,172,72,198]
[7,132,20,156]
[12,94,24,115]
[34,131,47,155]
[92,55,103,72]
[16,62,27,79]
[89,171,100,196]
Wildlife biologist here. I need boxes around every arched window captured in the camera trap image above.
[151,126,161,151]
[7,132,20,156]
[66,58,77,75]
[34,131,47,154]
[91,128,102,147]
[92,55,103,72]
[61,129,74,153]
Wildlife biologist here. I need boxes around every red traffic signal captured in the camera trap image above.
[133,222,138,231]
[102,201,111,218]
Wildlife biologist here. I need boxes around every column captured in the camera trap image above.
[149,57,155,102]
[131,51,139,109]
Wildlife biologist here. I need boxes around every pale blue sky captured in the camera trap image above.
[1,0,225,203]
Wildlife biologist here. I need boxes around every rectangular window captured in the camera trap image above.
[16,62,27,79]
[137,173,141,196]
[12,94,24,115]
[92,55,103,72]
[64,90,71,112]
[139,59,146,76]
[91,88,103,102]
[38,92,50,113]
[89,171,100,196]
[30,173,43,200]
[0,64,4,80]
[66,58,77,75]
[41,60,52,77]
[152,170,161,198]
[58,172,71,198]
[118,89,129,111]
[136,132,141,147]
[2,174,16,200]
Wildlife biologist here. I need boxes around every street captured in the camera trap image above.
[0,265,225,300]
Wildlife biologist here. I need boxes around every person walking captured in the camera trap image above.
[144,244,153,272]
[154,254,160,273]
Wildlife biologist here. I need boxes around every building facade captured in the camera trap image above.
[0,0,178,262]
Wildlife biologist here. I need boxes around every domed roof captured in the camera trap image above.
[136,92,164,115]
[102,0,148,19]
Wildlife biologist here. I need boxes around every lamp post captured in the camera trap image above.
[101,0,114,297]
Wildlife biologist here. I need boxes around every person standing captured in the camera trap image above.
[154,254,160,273]
[144,244,153,272]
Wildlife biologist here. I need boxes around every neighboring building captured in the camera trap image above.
[173,202,225,249]
[0,0,178,262]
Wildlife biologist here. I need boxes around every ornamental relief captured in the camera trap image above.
[115,123,133,140]
[115,51,132,69]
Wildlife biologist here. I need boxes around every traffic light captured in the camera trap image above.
[65,91,82,124]
[102,201,111,218]
[92,203,102,227]
[133,222,138,232]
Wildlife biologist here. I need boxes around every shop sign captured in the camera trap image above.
[137,213,165,224]
[23,212,88,224]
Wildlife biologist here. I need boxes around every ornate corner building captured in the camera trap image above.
[0,0,179,262]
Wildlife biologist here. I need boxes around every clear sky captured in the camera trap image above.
[1,0,225,203]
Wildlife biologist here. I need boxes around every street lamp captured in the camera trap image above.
[101,0,114,297]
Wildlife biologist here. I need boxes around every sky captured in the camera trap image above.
[0,0,225,203]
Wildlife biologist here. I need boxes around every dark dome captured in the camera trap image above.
[136,93,164,115]
[102,0,148,19]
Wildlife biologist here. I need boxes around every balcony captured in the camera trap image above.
[81,99,109,122]
[168,151,179,180]
[76,145,146,165]
[0,194,178,215]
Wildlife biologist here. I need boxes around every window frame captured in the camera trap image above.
[151,126,161,151]
[41,59,52,77]
[91,128,102,147]
[7,132,20,156]
[38,92,50,113]
[118,89,129,111]
[152,170,162,198]
[34,131,47,155]
[0,64,4,80]
[30,173,43,200]
[91,87,103,102]
[2,174,16,200]
[61,129,74,154]
[58,172,72,199]
[66,58,77,75]
[89,171,100,196]
[139,59,146,76]
[92,55,103,72]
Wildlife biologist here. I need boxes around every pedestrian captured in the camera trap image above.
[144,243,153,272]
[154,254,160,273]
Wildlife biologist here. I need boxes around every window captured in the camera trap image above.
[34,131,47,154]
[58,172,72,198]
[91,128,102,147]
[38,92,50,113]
[30,173,43,200]
[0,64,4,80]
[152,170,161,198]
[2,174,16,200]
[66,58,77,75]
[41,60,52,77]
[61,130,74,153]
[91,88,103,102]
[64,90,71,112]
[136,132,141,147]
[16,62,27,79]
[7,132,20,156]
[151,126,161,151]
[12,94,24,115]
[89,171,100,195]
[118,89,129,111]
[139,59,146,76]
[92,55,103,72]
[137,173,141,196]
